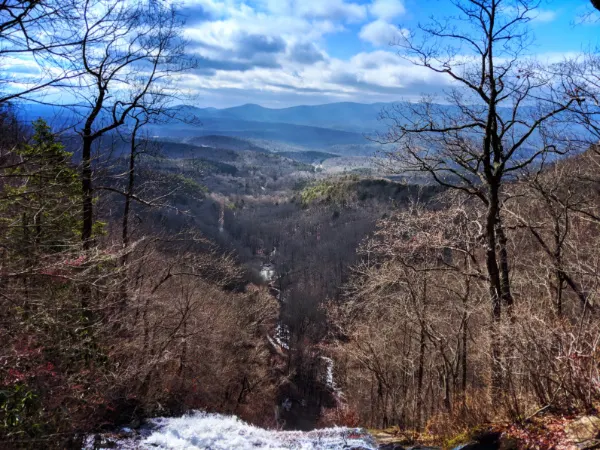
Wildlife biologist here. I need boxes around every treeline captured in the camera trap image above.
[0,1,280,446]
[327,0,600,444]
[0,100,279,449]
[211,177,440,429]
[330,156,600,436]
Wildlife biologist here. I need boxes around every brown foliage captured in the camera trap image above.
[329,152,600,438]
[0,229,279,443]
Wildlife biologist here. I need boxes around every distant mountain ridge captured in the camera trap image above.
[18,101,574,158]
[173,102,390,133]
[16,102,382,150]
[146,117,367,148]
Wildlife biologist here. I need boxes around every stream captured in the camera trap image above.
[84,411,379,449]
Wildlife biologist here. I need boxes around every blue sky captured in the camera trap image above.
[173,0,600,108]
[7,0,599,108]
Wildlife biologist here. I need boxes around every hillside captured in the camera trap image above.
[3,0,600,446]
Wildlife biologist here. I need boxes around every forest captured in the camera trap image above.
[2,0,600,449]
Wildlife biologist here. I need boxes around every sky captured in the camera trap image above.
[5,0,600,109]
[172,0,600,108]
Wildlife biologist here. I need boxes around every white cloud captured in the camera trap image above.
[4,0,579,108]
[369,0,406,21]
[532,9,558,23]
[161,0,439,105]
[260,0,366,22]
[182,3,339,70]
[295,0,366,22]
[174,46,451,108]
[178,0,229,19]
[361,1,407,48]
[359,20,408,47]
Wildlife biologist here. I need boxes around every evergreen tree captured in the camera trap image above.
[1,119,81,261]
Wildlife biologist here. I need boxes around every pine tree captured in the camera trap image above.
[1,118,81,261]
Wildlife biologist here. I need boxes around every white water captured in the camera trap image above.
[84,411,378,449]
[275,323,290,349]
[260,263,276,282]
[321,356,337,391]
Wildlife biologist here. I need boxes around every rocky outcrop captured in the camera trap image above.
[565,416,600,449]
[376,428,518,450]
[378,445,441,450]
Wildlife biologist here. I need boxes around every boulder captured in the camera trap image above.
[576,440,600,450]
[378,445,442,450]
[450,430,517,450]
[378,444,406,450]
[566,416,600,443]
[407,446,442,450]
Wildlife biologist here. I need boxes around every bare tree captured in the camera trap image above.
[377,0,582,389]
[505,162,591,315]
[0,0,83,104]
[328,196,487,430]
[59,0,189,249]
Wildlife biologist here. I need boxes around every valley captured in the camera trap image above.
[3,1,600,448]
[102,127,435,432]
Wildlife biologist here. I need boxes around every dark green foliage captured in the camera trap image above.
[0,119,81,259]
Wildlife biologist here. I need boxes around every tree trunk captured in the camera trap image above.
[122,126,137,255]
[496,219,514,308]
[119,126,137,309]
[81,136,93,250]
[417,322,425,429]
[485,184,503,392]
[461,296,468,402]
[80,136,94,323]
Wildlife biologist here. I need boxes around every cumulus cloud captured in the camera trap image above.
[174,44,452,108]
[369,0,406,21]
[261,0,367,22]
[359,20,408,47]
[170,0,446,106]
[295,0,366,22]
[181,0,343,80]
[361,1,407,48]
[185,26,288,74]
[237,33,286,55]
[1,56,42,76]
[3,0,578,108]
[178,0,228,22]
[288,42,325,64]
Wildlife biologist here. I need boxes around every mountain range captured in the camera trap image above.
[16,101,573,157]
[173,102,389,133]
[15,102,393,151]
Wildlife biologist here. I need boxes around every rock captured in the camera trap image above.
[577,440,600,450]
[450,430,516,450]
[92,434,118,448]
[378,445,442,450]
[498,435,518,450]
[406,446,441,450]
[566,416,600,443]
[452,443,498,450]
[378,444,406,450]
